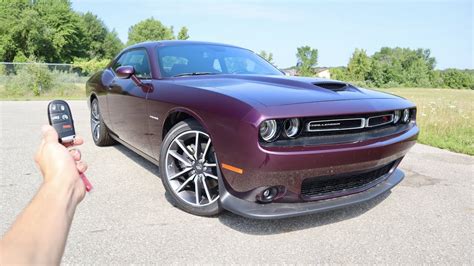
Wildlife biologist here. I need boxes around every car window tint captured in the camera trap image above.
[213,59,222,72]
[224,57,258,73]
[161,56,189,74]
[113,53,127,71]
[120,49,152,79]
[156,44,282,77]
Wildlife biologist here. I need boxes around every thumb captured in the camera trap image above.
[41,125,59,144]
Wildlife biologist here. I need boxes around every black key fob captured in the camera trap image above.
[47,100,75,144]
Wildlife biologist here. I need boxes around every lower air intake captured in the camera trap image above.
[301,161,395,200]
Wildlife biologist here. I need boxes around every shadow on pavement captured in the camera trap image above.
[113,144,179,208]
[113,144,160,176]
[113,143,391,235]
[218,191,390,235]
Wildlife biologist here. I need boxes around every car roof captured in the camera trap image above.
[126,40,248,51]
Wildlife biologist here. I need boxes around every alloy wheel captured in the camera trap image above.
[90,100,101,141]
[165,130,219,206]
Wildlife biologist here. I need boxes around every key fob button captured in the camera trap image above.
[48,100,75,144]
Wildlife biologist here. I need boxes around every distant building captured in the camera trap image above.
[282,67,331,79]
[314,67,331,79]
[283,68,298,76]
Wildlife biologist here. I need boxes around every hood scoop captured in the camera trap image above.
[313,82,351,92]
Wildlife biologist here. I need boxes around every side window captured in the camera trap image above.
[114,49,152,79]
[113,53,127,71]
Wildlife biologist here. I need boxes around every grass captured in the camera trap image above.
[0,83,86,100]
[1,83,472,155]
[377,88,474,155]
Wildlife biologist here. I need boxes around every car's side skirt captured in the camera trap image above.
[110,134,160,167]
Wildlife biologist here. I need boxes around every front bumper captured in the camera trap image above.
[219,168,404,219]
[218,123,418,197]
[214,122,417,219]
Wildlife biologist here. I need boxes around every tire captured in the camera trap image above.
[90,98,115,146]
[159,119,222,217]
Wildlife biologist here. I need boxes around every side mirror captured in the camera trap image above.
[116,65,135,79]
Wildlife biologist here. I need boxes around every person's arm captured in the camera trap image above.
[0,125,88,264]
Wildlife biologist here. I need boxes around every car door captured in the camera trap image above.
[107,49,153,152]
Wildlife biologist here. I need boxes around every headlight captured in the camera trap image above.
[259,120,278,142]
[283,118,300,138]
[393,110,401,124]
[402,109,410,123]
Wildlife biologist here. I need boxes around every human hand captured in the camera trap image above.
[34,125,88,204]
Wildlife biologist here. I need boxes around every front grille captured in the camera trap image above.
[300,161,395,200]
[307,118,365,132]
[259,109,416,147]
[366,114,394,128]
[306,113,394,133]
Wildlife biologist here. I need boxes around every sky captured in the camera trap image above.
[71,0,473,69]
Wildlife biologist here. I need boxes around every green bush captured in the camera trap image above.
[0,64,6,76]
[51,69,88,84]
[73,58,109,75]
[5,64,54,96]
[441,69,474,89]
[333,47,473,90]
[1,63,87,99]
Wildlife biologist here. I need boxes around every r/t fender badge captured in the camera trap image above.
[149,115,159,120]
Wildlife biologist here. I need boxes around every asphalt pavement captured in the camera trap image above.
[1,101,473,264]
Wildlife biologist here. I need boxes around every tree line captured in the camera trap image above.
[262,46,472,89]
[0,0,189,71]
[1,0,471,89]
[330,48,473,89]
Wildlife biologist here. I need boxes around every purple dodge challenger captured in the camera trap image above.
[86,41,418,219]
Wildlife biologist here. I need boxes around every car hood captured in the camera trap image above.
[172,74,400,107]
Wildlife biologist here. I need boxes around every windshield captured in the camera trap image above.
[157,44,283,77]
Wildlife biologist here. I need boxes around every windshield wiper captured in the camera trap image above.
[173,72,221,77]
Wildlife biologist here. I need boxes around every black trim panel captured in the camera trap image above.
[219,169,404,220]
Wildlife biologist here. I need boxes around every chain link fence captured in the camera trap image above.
[0,62,89,98]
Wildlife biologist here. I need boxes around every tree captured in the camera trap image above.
[355,47,439,87]
[127,17,174,45]
[258,50,274,65]
[11,8,54,61]
[0,0,124,63]
[330,67,349,81]
[441,69,474,89]
[347,49,371,81]
[80,12,107,59]
[0,0,32,61]
[177,26,189,40]
[73,57,110,75]
[0,0,87,62]
[367,60,385,87]
[35,0,87,62]
[296,46,318,77]
[0,1,53,62]
[80,12,123,60]
[0,3,188,64]
[103,30,123,59]
[13,51,29,63]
